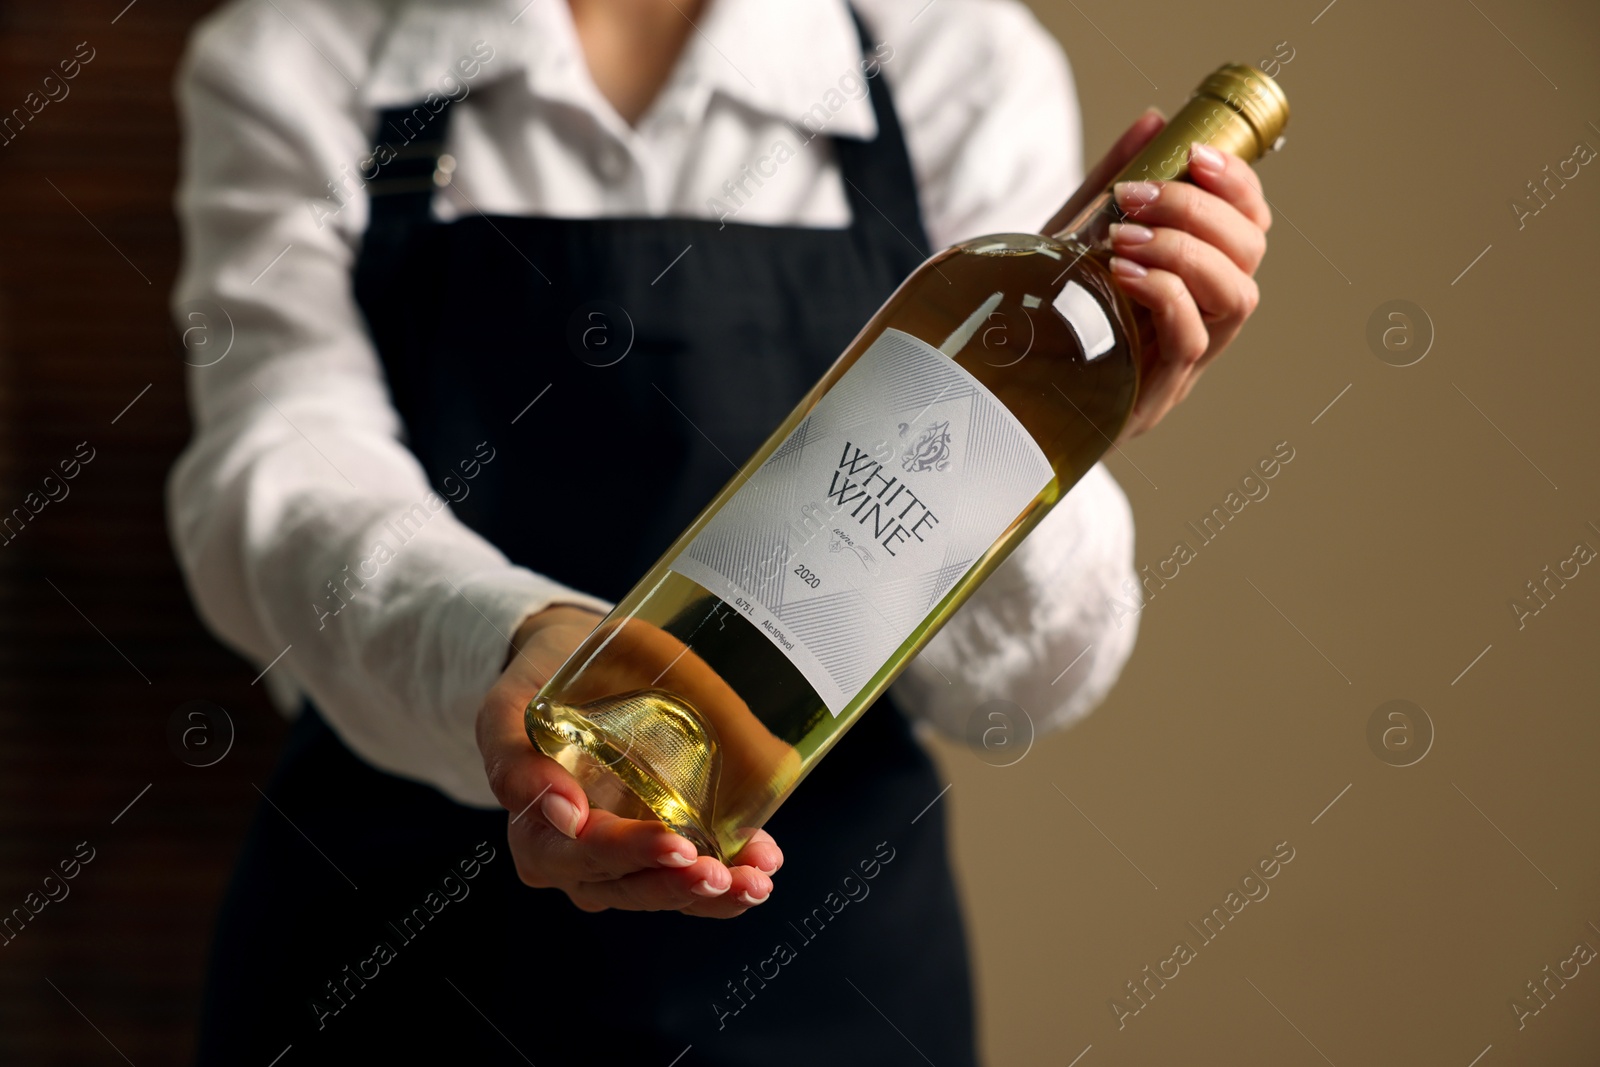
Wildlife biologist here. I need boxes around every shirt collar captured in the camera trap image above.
[362,0,878,141]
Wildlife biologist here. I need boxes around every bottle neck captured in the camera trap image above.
[1050,189,1124,254]
[1049,74,1282,252]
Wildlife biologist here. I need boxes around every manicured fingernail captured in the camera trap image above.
[692,878,729,897]
[1115,181,1161,212]
[1110,256,1148,279]
[737,889,770,906]
[1111,222,1154,245]
[658,849,695,868]
[1189,142,1225,174]
[540,793,581,839]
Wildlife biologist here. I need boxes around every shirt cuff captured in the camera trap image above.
[427,566,613,809]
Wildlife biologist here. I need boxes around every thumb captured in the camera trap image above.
[1041,106,1167,235]
[477,677,590,839]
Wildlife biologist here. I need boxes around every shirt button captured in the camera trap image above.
[432,153,456,188]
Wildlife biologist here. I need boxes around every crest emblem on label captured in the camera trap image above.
[900,419,953,473]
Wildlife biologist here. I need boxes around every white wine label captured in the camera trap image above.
[670,328,1054,715]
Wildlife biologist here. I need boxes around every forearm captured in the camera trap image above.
[168,389,611,805]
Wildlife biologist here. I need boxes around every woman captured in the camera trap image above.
[169,0,1271,1062]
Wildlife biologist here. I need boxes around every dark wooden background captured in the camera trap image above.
[0,4,285,1062]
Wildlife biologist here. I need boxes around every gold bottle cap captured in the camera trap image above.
[1112,63,1290,186]
[1195,63,1290,159]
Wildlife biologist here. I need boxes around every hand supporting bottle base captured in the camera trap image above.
[528,691,726,862]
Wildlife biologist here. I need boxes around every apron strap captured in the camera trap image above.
[366,104,456,213]
[834,8,933,259]
[356,103,457,305]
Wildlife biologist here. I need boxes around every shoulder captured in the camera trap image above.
[851,0,1080,245]
[179,0,397,102]
[852,0,1070,99]
[849,0,1077,160]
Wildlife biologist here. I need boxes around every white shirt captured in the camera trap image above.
[168,0,1140,809]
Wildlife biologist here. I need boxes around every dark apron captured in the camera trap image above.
[196,19,977,1066]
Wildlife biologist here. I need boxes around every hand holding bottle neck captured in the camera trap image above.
[1047,63,1287,251]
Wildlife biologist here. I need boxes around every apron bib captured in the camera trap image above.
[197,17,978,1065]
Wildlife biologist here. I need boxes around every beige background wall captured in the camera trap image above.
[928,1,1600,1063]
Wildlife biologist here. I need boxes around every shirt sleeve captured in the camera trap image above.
[167,3,609,809]
[866,0,1141,739]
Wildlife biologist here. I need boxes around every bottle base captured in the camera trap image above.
[526,691,725,862]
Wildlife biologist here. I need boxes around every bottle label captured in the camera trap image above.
[669,328,1054,715]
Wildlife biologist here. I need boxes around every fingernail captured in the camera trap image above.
[1115,181,1161,212]
[756,861,778,875]
[737,889,770,906]
[658,850,695,868]
[540,793,581,839]
[692,879,729,897]
[1110,256,1148,279]
[1111,222,1154,245]
[1189,142,1224,174]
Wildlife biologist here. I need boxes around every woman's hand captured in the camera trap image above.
[1048,109,1274,441]
[475,604,782,917]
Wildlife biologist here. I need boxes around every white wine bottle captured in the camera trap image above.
[528,64,1289,861]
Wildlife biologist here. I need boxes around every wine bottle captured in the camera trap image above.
[527,64,1289,861]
